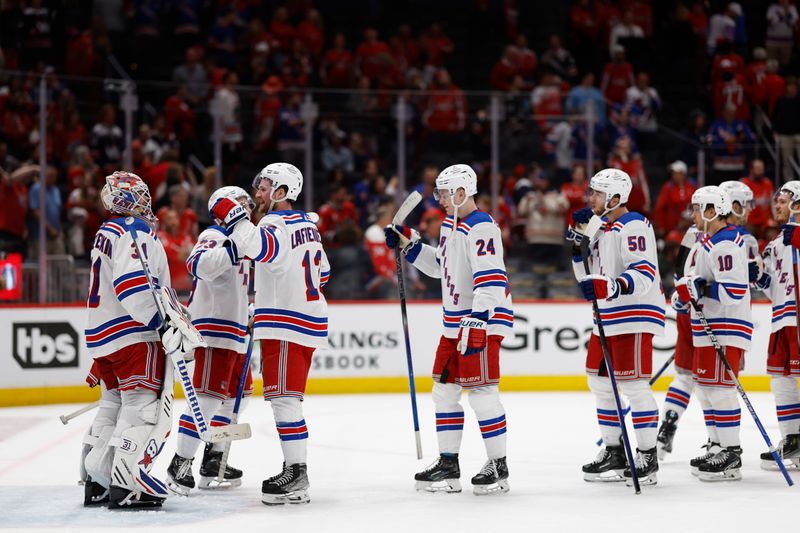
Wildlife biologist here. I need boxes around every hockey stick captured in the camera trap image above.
[689,297,794,487]
[595,352,675,446]
[213,329,255,485]
[580,216,641,494]
[393,191,423,459]
[127,220,250,443]
[59,401,99,425]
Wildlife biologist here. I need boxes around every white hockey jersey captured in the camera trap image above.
[572,212,666,337]
[406,209,513,339]
[759,234,797,334]
[84,217,170,358]
[685,225,752,350]
[185,225,250,352]
[231,210,330,349]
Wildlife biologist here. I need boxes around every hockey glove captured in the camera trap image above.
[572,208,593,225]
[161,322,203,361]
[565,225,583,245]
[670,291,689,314]
[210,197,248,229]
[384,224,421,255]
[675,275,706,303]
[747,259,763,284]
[457,313,488,356]
[578,274,622,301]
[781,224,800,249]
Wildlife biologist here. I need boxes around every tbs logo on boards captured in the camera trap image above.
[13,322,79,369]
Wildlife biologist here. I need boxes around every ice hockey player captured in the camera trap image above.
[657,181,760,459]
[675,185,751,481]
[754,181,800,470]
[385,164,513,495]
[569,168,665,486]
[82,171,201,508]
[656,223,703,460]
[210,163,329,505]
[166,186,255,495]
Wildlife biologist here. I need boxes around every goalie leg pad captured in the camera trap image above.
[83,385,122,485]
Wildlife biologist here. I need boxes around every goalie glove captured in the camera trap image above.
[384,224,421,256]
[159,286,206,360]
[578,274,623,301]
[456,312,488,356]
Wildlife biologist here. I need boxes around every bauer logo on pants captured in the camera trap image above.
[12,322,79,369]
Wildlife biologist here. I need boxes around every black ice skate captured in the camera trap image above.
[261,463,310,505]
[624,448,658,487]
[471,457,510,495]
[656,410,679,460]
[698,446,743,481]
[414,453,462,493]
[199,444,243,489]
[690,441,722,476]
[760,434,800,471]
[83,476,109,507]
[166,454,195,496]
[582,445,627,482]
[108,486,165,509]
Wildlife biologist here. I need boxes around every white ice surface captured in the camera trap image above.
[0,392,796,533]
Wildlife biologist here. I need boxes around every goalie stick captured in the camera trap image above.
[127,219,251,444]
[393,191,423,459]
[59,401,99,425]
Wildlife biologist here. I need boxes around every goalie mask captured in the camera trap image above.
[253,163,303,203]
[101,171,156,224]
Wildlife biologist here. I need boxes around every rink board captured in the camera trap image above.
[0,302,776,406]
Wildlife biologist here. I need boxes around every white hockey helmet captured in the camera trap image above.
[719,180,754,217]
[691,185,732,222]
[208,186,255,215]
[434,164,478,202]
[253,162,303,202]
[777,180,800,215]
[101,171,156,223]
[589,168,632,213]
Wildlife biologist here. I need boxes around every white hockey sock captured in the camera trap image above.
[468,386,507,460]
[619,379,658,450]
[663,372,694,419]
[432,382,464,455]
[211,396,251,453]
[704,386,741,448]
[271,397,307,465]
[695,385,720,444]
[588,375,623,446]
[771,375,800,437]
[176,394,223,459]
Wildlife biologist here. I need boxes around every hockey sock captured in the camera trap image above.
[469,386,507,459]
[176,394,223,459]
[695,385,720,443]
[211,396,251,453]
[432,382,465,455]
[663,372,694,419]
[619,379,658,450]
[588,375,623,446]
[771,375,800,437]
[705,386,741,448]
[271,397,307,465]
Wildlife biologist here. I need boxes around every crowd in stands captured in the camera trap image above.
[2,0,800,300]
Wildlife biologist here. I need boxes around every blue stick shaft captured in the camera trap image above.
[396,253,422,458]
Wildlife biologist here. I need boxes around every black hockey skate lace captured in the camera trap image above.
[478,460,498,477]
[175,457,193,479]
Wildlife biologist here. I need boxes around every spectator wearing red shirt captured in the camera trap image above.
[608,135,650,214]
[653,160,697,237]
[422,69,466,133]
[747,47,769,107]
[318,184,359,245]
[420,23,453,70]
[158,208,194,293]
[320,33,355,88]
[0,163,35,255]
[356,28,391,82]
[712,70,750,120]
[269,7,296,54]
[297,9,324,59]
[595,0,622,48]
[397,24,421,69]
[490,46,518,91]
[157,184,198,240]
[254,76,284,151]
[561,165,589,226]
[740,159,774,234]
[601,45,635,106]
[61,109,87,163]
[530,72,564,130]
[711,41,745,83]
[625,0,654,37]
[364,204,397,296]
[763,59,786,116]
[164,84,196,142]
[510,35,537,84]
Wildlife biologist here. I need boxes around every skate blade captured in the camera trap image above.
[583,470,625,483]
[166,479,191,497]
[198,476,242,490]
[473,479,510,495]
[697,469,742,482]
[625,473,657,487]
[759,459,799,471]
[261,489,310,506]
[414,479,462,493]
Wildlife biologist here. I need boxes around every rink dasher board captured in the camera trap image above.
[0,302,776,406]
